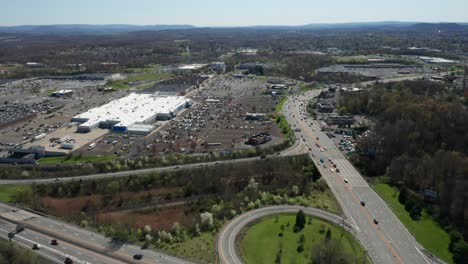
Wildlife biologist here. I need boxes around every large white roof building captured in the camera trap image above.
[72,93,189,133]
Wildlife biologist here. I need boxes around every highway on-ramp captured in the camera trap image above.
[217,205,358,264]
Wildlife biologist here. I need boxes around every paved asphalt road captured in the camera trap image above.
[0,138,306,263]
[0,203,195,264]
[0,136,306,186]
[280,90,439,264]
[217,205,358,264]
[0,84,442,263]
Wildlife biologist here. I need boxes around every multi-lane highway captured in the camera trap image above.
[0,203,194,264]
[217,205,358,264]
[0,87,443,264]
[281,89,440,264]
[0,140,307,263]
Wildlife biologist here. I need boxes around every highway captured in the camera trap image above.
[0,203,194,264]
[217,205,358,264]
[281,89,440,264]
[0,141,307,263]
[0,86,443,263]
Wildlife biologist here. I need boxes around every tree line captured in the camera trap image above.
[340,80,468,262]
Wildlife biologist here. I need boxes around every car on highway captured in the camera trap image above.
[32,243,40,250]
[214,161,220,165]
[64,257,73,264]
[360,201,366,206]
[174,165,180,169]
[344,178,349,183]
[373,219,379,225]
[51,239,59,245]
[133,253,144,260]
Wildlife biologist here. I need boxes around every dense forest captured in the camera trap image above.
[340,80,468,260]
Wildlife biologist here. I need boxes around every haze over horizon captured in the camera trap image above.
[1,0,468,27]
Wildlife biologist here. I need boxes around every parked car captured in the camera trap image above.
[133,253,144,260]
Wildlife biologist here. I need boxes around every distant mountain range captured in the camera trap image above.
[0,24,196,34]
[0,22,467,34]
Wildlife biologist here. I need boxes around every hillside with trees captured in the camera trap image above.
[340,80,468,262]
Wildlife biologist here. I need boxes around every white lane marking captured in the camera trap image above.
[0,226,91,264]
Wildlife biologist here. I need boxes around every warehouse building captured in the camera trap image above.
[72,93,189,133]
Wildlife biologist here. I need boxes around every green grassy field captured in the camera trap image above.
[374,183,453,263]
[108,72,173,89]
[39,154,115,165]
[240,214,368,264]
[0,185,31,203]
[162,232,215,263]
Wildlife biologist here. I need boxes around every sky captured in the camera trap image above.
[1,0,467,27]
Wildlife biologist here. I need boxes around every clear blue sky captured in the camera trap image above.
[1,0,467,26]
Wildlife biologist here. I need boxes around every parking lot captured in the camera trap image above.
[81,75,284,158]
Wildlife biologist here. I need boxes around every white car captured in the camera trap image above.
[344,179,349,183]
[330,168,334,172]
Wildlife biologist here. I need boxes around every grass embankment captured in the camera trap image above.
[275,97,287,113]
[162,232,215,263]
[0,185,31,203]
[0,238,50,264]
[39,154,115,165]
[374,183,453,263]
[108,72,173,89]
[240,214,368,264]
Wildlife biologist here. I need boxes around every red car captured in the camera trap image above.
[64,257,73,264]
[51,239,59,246]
